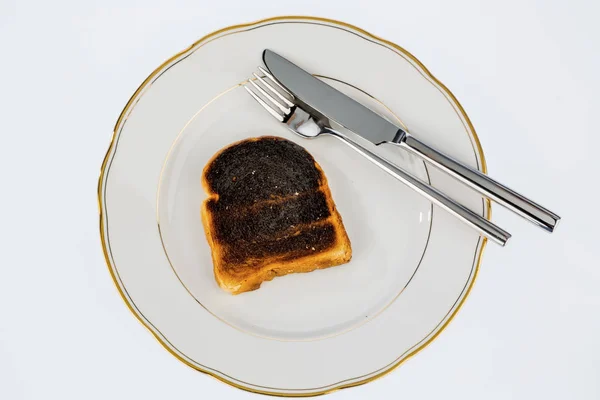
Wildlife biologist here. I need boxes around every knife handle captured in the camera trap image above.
[396,135,560,232]
[326,129,511,246]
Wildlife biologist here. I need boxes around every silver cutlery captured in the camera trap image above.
[260,50,560,234]
[244,66,512,246]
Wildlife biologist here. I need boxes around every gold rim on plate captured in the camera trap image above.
[98,15,491,397]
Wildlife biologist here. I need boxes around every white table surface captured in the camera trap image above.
[1,1,598,399]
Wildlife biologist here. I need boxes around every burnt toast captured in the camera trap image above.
[201,136,352,294]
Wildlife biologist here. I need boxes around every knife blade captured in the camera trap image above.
[262,49,561,233]
[262,49,405,145]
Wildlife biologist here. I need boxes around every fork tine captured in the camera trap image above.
[244,85,285,122]
[248,77,290,114]
[252,72,294,108]
[258,66,294,98]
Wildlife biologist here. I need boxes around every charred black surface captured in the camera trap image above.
[221,223,337,267]
[207,190,331,243]
[204,137,323,207]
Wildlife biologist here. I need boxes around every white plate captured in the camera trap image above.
[99,16,490,396]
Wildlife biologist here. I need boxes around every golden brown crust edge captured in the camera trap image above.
[200,137,352,295]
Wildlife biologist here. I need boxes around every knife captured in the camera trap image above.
[262,49,560,233]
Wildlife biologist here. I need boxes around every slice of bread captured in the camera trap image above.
[201,136,352,294]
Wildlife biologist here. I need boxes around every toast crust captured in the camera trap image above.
[201,137,351,294]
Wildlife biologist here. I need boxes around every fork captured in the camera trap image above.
[244,67,511,246]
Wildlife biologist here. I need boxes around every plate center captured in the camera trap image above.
[157,79,432,341]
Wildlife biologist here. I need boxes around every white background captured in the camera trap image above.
[1,0,598,399]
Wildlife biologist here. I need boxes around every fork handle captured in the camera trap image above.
[325,129,511,246]
[396,135,560,232]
